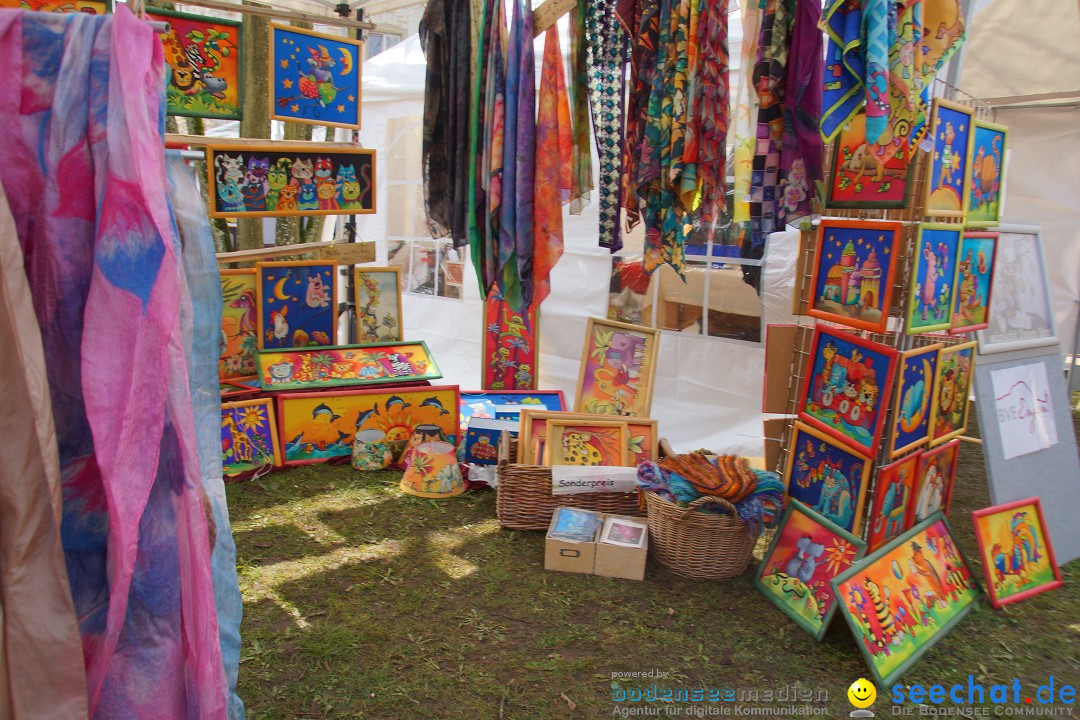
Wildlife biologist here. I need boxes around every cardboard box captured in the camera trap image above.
[544,509,648,581]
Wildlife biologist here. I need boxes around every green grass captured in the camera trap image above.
[228,413,1080,719]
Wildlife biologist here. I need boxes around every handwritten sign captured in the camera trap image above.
[550,466,638,495]
[320,241,375,264]
[991,361,1058,460]
[532,0,575,36]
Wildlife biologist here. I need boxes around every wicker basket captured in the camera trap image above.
[642,492,755,580]
[495,431,644,530]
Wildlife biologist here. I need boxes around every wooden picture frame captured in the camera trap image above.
[905,224,961,335]
[256,341,441,391]
[755,500,867,641]
[575,317,659,417]
[206,145,375,218]
[865,453,920,551]
[221,398,282,476]
[975,224,1058,353]
[949,232,997,334]
[927,340,976,446]
[783,421,872,535]
[971,497,1063,609]
[270,24,362,130]
[888,344,942,458]
[808,219,902,333]
[964,120,1008,228]
[924,98,974,219]
[255,260,338,350]
[826,109,915,210]
[544,420,629,467]
[519,409,657,467]
[219,268,258,383]
[831,513,981,687]
[353,267,403,343]
[798,325,899,457]
[908,439,960,526]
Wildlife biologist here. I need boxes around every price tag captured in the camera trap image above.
[532,0,575,36]
[320,241,375,264]
[551,466,639,495]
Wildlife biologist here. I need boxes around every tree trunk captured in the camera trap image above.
[274,120,312,246]
[237,1,271,252]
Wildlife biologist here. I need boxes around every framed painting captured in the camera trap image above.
[220,268,258,382]
[928,340,976,446]
[783,421,872,534]
[220,380,260,400]
[256,261,337,350]
[257,341,440,391]
[462,418,517,465]
[544,420,629,467]
[207,145,375,218]
[888,344,941,458]
[975,225,1057,353]
[270,24,361,130]
[575,317,659,417]
[924,99,973,219]
[798,325,899,457]
[519,409,657,467]
[865,453,920,551]
[972,497,1063,608]
[458,390,566,436]
[827,110,914,209]
[276,385,460,465]
[354,267,402,343]
[831,513,981,688]
[2,0,110,14]
[964,120,1008,227]
[808,219,902,334]
[221,399,281,476]
[949,232,997,334]
[905,224,961,335]
[482,292,539,391]
[149,8,242,120]
[909,439,960,526]
[755,501,867,641]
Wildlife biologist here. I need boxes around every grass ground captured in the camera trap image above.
[228,413,1080,719]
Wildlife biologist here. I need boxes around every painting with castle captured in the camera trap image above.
[809,220,902,333]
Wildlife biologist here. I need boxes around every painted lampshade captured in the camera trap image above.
[399,441,465,498]
[398,423,447,469]
[352,429,393,471]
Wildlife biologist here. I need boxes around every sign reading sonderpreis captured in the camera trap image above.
[550,466,639,495]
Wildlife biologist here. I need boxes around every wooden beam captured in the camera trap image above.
[168,0,378,30]
[217,241,336,263]
[165,133,361,150]
[532,0,574,36]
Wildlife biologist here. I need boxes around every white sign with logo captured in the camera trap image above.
[990,361,1058,460]
[550,466,639,495]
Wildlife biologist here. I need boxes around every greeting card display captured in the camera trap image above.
[150,8,242,120]
[755,501,867,640]
[950,232,997,334]
[928,340,976,446]
[866,453,919,551]
[783,422,871,534]
[965,120,1008,227]
[906,224,961,335]
[220,269,258,382]
[798,326,899,456]
[909,439,959,526]
[575,318,658,417]
[826,110,914,209]
[888,344,941,457]
[270,24,361,129]
[924,99,973,219]
[257,261,337,349]
[972,497,1062,608]
[809,219,902,333]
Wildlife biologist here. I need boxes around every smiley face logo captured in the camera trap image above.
[848,678,877,709]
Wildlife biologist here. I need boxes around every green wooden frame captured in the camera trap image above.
[256,340,441,391]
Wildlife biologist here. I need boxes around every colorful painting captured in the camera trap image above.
[798,326,899,456]
[257,342,440,390]
[889,344,941,458]
[221,399,281,476]
[482,292,538,391]
[972,497,1063,608]
[809,219,902,333]
[256,261,337,350]
[220,269,258,382]
[354,267,402,343]
[832,514,981,687]
[575,317,659,417]
[965,121,1008,227]
[866,454,920,551]
[458,390,566,436]
[909,440,959,526]
[928,340,976,445]
[270,24,361,130]
[906,224,961,335]
[277,386,460,465]
[519,410,657,466]
[544,421,629,467]
[755,501,867,640]
[149,8,241,120]
[1,0,109,13]
[924,99,973,219]
[827,110,914,209]
[783,421,872,534]
[950,232,997,333]
[463,418,517,465]
[207,146,375,218]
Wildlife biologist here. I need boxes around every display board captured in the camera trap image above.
[973,347,1080,564]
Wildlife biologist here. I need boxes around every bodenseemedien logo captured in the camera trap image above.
[848,678,876,718]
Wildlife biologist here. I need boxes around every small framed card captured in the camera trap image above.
[599,517,647,548]
[548,507,602,543]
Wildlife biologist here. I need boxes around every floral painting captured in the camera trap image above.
[257,342,440,391]
[784,421,871,534]
[575,317,658,417]
[866,454,920,551]
[965,121,1007,227]
[148,8,241,120]
[950,233,997,334]
[482,292,538,391]
[809,219,901,333]
[354,267,402,343]
[924,99,973,219]
[888,344,941,457]
[221,399,281,476]
[256,261,337,350]
[270,24,361,129]
[906,224,960,335]
[928,341,976,445]
[972,497,1063,608]
[220,269,258,382]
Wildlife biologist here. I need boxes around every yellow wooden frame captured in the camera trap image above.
[544,420,629,467]
[353,266,403,343]
[574,317,659,417]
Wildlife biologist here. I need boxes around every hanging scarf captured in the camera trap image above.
[863,0,891,144]
[731,0,762,223]
[695,0,729,233]
[585,0,627,251]
[512,0,535,310]
[466,0,490,295]
[778,0,823,224]
[0,8,226,718]
[568,0,593,214]
[621,0,657,230]
[481,0,507,295]
[910,0,965,147]
[532,26,573,309]
[819,0,863,142]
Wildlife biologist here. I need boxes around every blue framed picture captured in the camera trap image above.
[924,98,973,219]
[888,344,940,457]
[270,24,361,130]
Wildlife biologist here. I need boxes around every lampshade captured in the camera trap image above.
[397,423,447,470]
[352,429,393,471]
[399,441,465,498]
